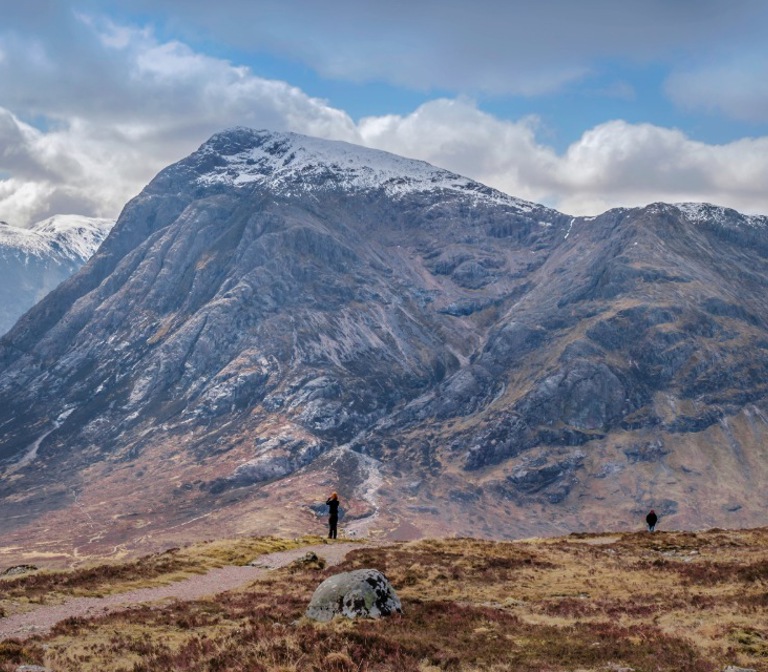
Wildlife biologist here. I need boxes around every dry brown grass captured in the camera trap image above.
[3,529,768,671]
[0,535,320,608]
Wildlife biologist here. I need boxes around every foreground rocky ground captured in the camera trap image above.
[1,527,767,671]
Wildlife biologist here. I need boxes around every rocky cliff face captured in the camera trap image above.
[1,129,767,556]
[0,215,114,335]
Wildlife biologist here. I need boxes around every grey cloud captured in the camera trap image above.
[3,1,767,122]
[0,12,358,135]
[107,0,768,96]
[0,16,136,122]
[0,2,66,31]
[0,110,61,180]
[0,14,360,226]
[665,56,768,123]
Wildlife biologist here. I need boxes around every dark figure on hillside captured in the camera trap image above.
[326,492,340,539]
[646,509,658,532]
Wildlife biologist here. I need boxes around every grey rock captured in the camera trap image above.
[623,440,668,464]
[2,564,38,576]
[635,499,678,517]
[207,435,326,493]
[290,551,326,570]
[595,462,624,479]
[525,359,626,432]
[305,568,402,622]
[501,452,585,504]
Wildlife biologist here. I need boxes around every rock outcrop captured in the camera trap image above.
[1,564,38,576]
[305,569,402,621]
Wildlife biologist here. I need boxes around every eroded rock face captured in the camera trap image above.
[305,569,402,622]
[2,130,768,546]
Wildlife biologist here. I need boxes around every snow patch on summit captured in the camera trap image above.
[675,202,768,229]
[195,129,539,213]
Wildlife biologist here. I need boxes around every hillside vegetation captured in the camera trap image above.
[2,527,768,671]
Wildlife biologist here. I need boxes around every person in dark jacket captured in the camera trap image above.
[646,509,658,532]
[326,492,340,539]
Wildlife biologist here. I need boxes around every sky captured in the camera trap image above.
[2,0,768,228]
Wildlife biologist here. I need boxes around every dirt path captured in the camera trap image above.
[0,542,364,641]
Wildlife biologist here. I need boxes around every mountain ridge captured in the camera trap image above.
[1,128,768,556]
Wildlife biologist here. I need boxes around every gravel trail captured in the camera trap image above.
[0,541,364,641]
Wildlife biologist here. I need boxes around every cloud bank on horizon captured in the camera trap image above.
[1,0,768,227]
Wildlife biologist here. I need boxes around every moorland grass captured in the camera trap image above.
[0,535,322,606]
[2,529,768,671]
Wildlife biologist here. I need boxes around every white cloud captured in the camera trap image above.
[358,99,559,202]
[359,103,768,216]
[3,14,768,228]
[553,122,768,214]
[0,19,359,226]
[0,179,56,230]
[0,110,121,226]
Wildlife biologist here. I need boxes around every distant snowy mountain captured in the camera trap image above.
[0,215,115,334]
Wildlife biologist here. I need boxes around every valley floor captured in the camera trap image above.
[1,528,767,671]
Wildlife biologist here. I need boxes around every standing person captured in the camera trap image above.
[646,509,658,532]
[326,492,340,539]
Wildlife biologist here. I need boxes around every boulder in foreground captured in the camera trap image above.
[305,568,402,622]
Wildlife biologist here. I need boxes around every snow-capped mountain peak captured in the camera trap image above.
[193,128,540,213]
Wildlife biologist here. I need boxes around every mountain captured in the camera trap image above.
[1,128,768,558]
[0,215,115,335]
